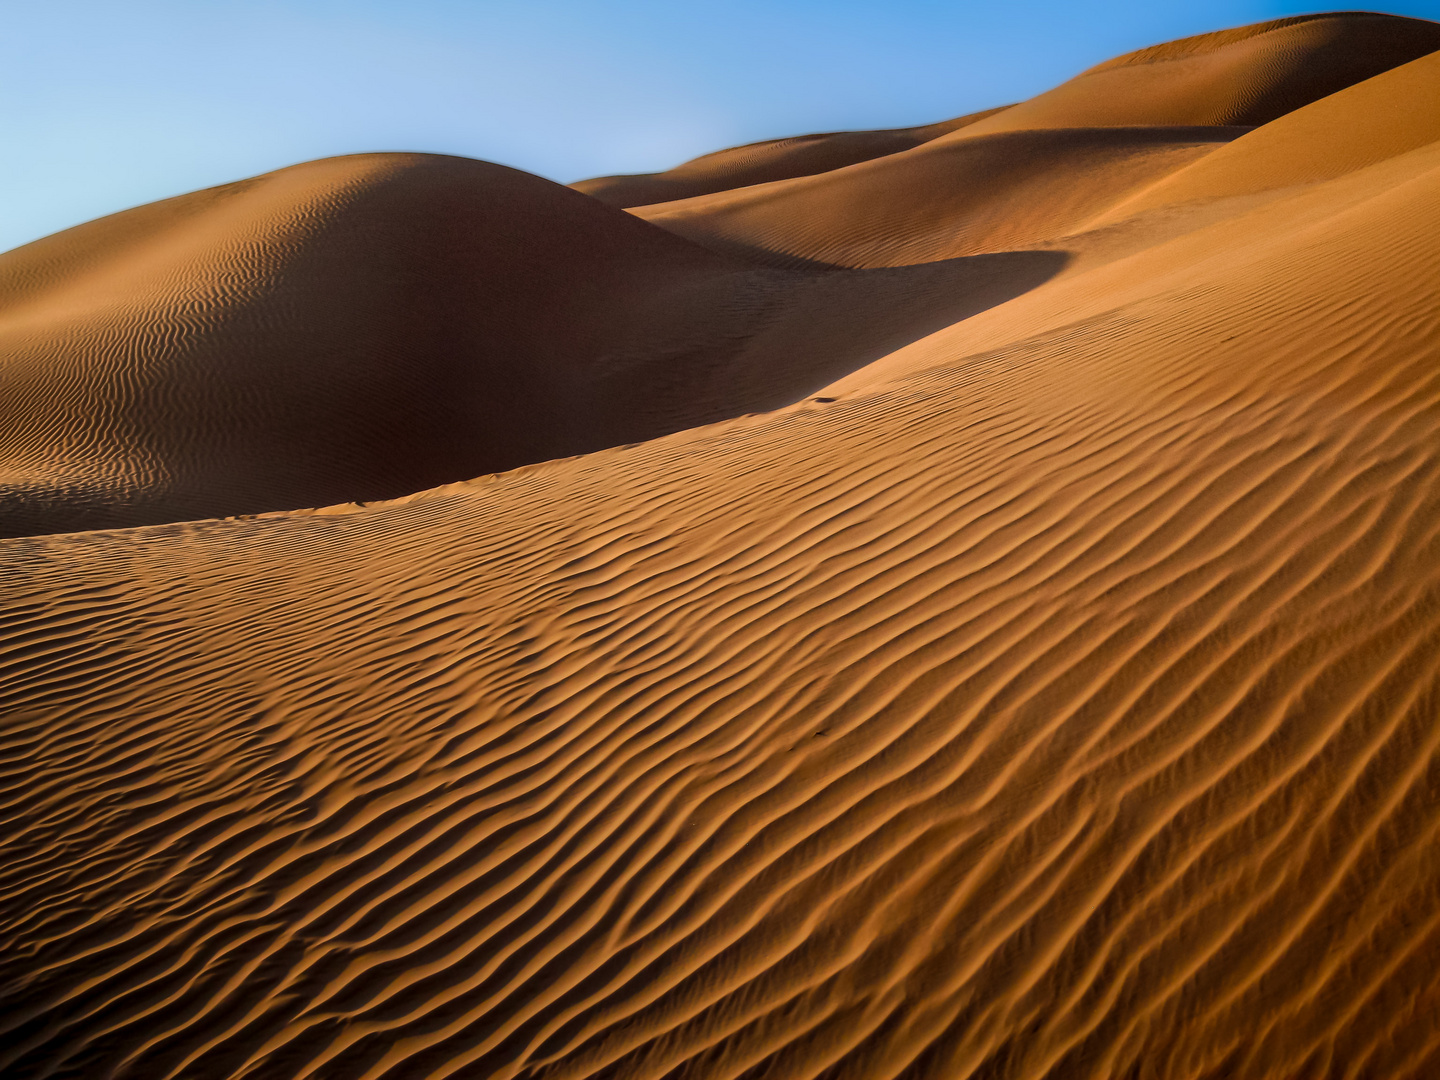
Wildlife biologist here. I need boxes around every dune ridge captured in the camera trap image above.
[569,106,1012,210]
[4,11,1440,1080]
[0,155,1066,538]
[1088,46,1440,224]
[630,126,1247,268]
[957,11,1440,132]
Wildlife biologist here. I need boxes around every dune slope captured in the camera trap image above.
[4,12,1440,1080]
[570,106,1011,209]
[0,153,747,534]
[627,12,1440,271]
[632,125,1246,268]
[1090,45,1440,224]
[958,11,1440,133]
[0,154,1063,537]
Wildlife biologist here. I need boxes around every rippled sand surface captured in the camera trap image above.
[5,13,1440,1079]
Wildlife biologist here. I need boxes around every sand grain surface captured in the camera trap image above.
[4,12,1440,1080]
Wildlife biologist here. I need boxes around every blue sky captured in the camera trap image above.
[2,1,1438,253]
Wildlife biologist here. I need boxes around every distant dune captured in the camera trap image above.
[0,154,1067,537]
[4,12,1440,1080]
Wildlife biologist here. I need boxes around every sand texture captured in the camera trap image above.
[3,11,1440,1079]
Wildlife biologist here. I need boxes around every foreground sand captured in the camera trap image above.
[4,12,1440,1079]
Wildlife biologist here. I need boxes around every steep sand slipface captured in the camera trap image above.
[4,11,1440,1080]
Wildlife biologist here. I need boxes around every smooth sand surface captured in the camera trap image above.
[630,126,1251,268]
[570,106,1012,210]
[4,11,1440,1079]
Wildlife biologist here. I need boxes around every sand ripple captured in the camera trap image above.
[3,12,1440,1080]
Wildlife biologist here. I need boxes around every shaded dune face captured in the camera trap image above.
[5,10,1440,1080]
[0,155,746,536]
[0,156,1063,537]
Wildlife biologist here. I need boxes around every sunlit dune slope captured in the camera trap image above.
[959,10,1440,133]
[632,126,1247,268]
[627,12,1440,269]
[572,12,1440,212]
[4,11,1440,1080]
[1090,45,1440,224]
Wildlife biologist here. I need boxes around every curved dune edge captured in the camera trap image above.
[955,10,1440,133]
[629,126,1247,268]
[0,155,1067,538]
[5,12,1440,1080]
[568,105,1013,210]
[577,8,1440,221]
[1086,47,1440,225]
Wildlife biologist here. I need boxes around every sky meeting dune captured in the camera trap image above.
[9,0,1440,254]
[4,10,1440,1080]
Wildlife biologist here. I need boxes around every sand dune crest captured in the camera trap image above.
[958,11,1440,132]
[631,126,1244,268]
[0,154,1064,537]
[1090,46,1440,224]
[570,106,1011,210]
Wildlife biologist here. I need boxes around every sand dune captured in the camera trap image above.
[1090,45,1440,224]
[956,11,1440,133]
[4,11,1440,1080]
[630,126,1247,268]
[570,106,1011,209]
[0,155,1062,537]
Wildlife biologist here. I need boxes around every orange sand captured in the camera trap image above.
[3,12,1440,1079]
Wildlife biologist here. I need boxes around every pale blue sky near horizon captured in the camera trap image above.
[2,1,1438,253]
